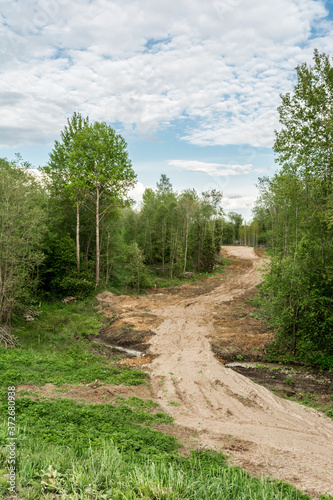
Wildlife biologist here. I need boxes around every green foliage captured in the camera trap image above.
[44,113,137,291]
[0,157,46,322]
[41,233,95,297]
[254,51,333,369]
[57,275,95,298]
[201,231,215,272]
[126,243,153,292]
[0,346,147,388]
[227,212,243,240]
[0,300,148,387]
[1,396,174,450]
[222,221,235,244]
[0,399,311,500]
[285,375,294,387]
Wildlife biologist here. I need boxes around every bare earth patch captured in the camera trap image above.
[96,246,333,498]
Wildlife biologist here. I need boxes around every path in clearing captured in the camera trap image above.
[147,246,333,498]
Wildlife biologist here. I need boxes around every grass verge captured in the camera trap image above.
[0,395,314,499]
[0,299,147,387]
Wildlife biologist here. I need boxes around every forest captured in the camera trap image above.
[0,130,244,317]
[1,51,333,370]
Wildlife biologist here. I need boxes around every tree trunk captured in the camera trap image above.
[292,306,298,354]
[76,201,80,276]
[95,185,100,288]
[84,231,92,270]
[161,219,166,275]
[106,231,110,282]
[183,217,189,272]
[295,200,298,257]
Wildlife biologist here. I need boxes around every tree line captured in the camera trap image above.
[0,115,245,322]
[252,50,333,368]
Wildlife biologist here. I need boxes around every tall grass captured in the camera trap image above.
[0,421,312,500]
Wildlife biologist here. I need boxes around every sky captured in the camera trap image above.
[1,0,333,219]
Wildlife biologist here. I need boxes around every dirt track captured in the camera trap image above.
[145,247,333,498]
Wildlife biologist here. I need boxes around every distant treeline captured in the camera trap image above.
[0,115,244,322]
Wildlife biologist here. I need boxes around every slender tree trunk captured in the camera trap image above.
[292,306,298,354]
[84,231,92,270]
[76,201,80,276]
[106,232,110,282]
[295,200,298,257]
[95,185,100,288]
[183,217,189,272]
[161,219,166,275]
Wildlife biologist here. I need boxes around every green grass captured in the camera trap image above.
[0,396,313,500]
[0,347,147,387]
[286,392,333,421]
[0,299,147,388]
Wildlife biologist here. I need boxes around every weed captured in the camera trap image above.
[0,300,148,388]
[285,375,295,387]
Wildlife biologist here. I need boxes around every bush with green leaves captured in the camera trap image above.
[126,243,153,292]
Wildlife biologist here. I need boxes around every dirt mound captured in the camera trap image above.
[146,246,333,498]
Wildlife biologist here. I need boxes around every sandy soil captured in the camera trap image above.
[143,246,333,498]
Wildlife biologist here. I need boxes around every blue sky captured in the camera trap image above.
[1,0,333,219]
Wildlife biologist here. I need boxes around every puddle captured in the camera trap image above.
[226,361,285,369]
[92,340,145,357]
[226,361,320,373]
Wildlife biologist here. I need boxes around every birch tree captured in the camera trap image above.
[69,121,136,287]
[45,112,89,275]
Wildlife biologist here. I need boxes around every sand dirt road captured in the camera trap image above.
[146,246,333,498]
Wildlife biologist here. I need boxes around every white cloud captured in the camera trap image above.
[224,194,257,210]
[0,0,332,147]
[169,159,252,176]
[127,181,147,204]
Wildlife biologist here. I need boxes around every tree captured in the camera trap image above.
[274,50,333,188]
[255,51,333,368]
[126,242,152,292]
[0,158,46,323]
[156,174,173,195]
[69,121,136,287]
[202,230,215,272]
[44,112,90,275]
[178,190,199,271]
[227,212,243,241]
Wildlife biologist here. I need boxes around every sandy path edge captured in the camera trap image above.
[146,246,333,498]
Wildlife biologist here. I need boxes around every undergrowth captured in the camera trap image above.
[108,264,226,294]
[0,395,313,500]
[0,299,147,387]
